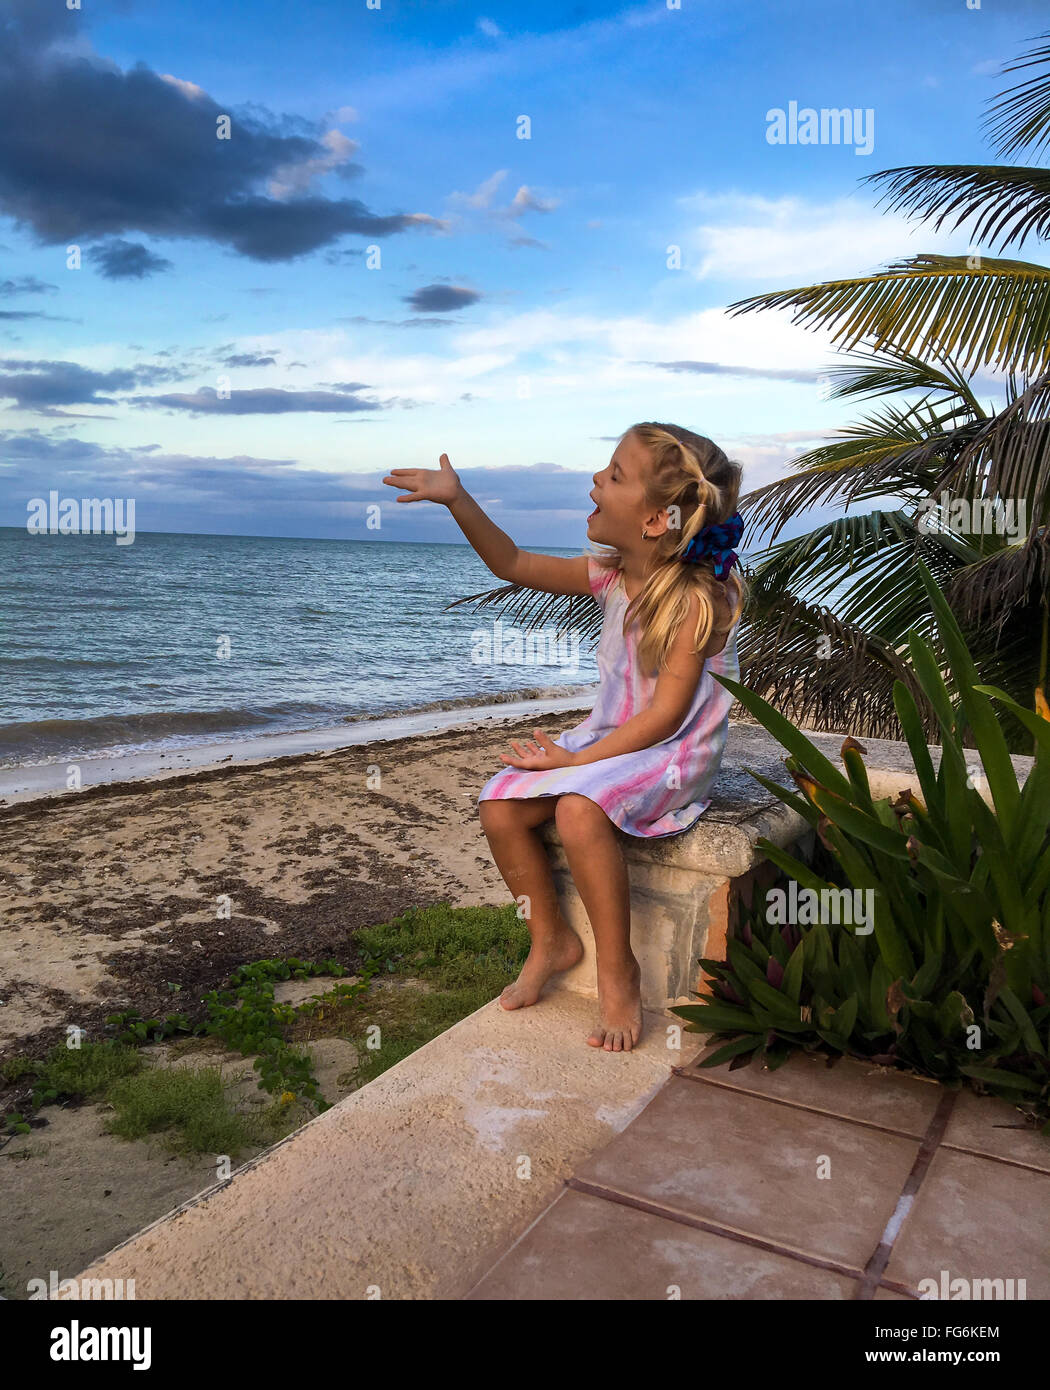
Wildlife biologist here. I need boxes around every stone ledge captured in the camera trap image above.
[62,992,690,1301]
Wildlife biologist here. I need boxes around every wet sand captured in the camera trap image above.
[0,704,595,1062]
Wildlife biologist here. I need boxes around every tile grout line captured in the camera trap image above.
[939,1141,1050,1176]
[564,1176,867,1285]
[680,1061,1050,1173]
[672,1065,933,1142]
[854,1089,958,1300]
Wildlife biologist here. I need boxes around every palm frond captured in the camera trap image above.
[856,165,1050,253]
[889,366,1050,547]
[736,590,934,741]
[739,394,968,543]
[945,529,1050,635]
[444,582,603,646]
[726,254,1050,377]
[818,339,988,417]
[982,30,1050,162]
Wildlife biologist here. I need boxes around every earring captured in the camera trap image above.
[641,528,649,539]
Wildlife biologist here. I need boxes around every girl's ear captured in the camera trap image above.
[642,507,674,538]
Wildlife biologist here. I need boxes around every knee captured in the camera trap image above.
[479,798,518,838]
[555,793,605,844]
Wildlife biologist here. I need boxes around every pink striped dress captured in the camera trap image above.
[476,554,740,838]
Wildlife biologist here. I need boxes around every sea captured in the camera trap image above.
[0,528,606,770]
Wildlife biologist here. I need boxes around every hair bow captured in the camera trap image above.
[680,511,744,580]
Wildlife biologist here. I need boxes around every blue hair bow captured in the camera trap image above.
[680,511,744,580]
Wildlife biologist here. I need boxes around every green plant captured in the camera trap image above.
[105,1010,198,1045]
[199,957,377,1111]
[672,559,1050,1132]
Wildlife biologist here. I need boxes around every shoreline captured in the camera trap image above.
[0,690,599,808]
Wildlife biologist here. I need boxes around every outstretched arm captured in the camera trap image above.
[383,453,592,596]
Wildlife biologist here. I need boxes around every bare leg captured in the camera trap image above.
[479,797,584,1009]
[554,794,642,1051]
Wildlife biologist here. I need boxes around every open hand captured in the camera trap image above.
[499,729,576,771]
[382,452,462,506]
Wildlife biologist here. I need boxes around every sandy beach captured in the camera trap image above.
[0,699,596,1062]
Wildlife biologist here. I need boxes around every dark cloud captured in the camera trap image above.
[92,239,175,281]
[0,356,398,417]
[131,386,385,415]
[405,284,482,312]
[221,353,279,368]
[652,359,824,384]
[0,358,140,408]
[0,275,58,298]
[0,0,443,270]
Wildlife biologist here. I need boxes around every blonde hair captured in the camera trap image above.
[588,422,749,674]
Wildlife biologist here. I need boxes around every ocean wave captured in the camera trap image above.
[0,704,338,764]
[339,682,598,724]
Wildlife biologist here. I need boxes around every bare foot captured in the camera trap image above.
[588,958,643,1051]
[499,924,584,1010]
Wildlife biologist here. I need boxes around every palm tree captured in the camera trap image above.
[446,30,1050,752]
[734,342,1047,749]
[723,28,1050,750]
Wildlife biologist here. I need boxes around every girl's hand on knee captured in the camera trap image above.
[382,453,463,507]
[499,729,576,771]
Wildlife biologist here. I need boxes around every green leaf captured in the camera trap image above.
[711,673,853,797]
[916,560,1019,841]
[808,787,911,857]
[694,1035,765,1067]
[742,768,821,824]
[996,987,1047,1058]
[892,680,943,815]
[782,939,805,1004]
[958,1065,1042,1094]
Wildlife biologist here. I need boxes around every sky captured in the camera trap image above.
[0,0,1045,548]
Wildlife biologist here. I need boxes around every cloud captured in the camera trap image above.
[0,276,58,299]
[680,191,973,283]
[0,357,140,411]
[92,239,175,281]
[653,360,823,384]
[405,284,483,313]
[0,0,443,269]
[443,170,558,245]
[132,386,387,415]
[0,355,398,417]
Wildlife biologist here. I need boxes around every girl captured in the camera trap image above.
[382,422,747,1053]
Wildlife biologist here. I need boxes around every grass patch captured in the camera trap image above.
[2,904,529,1151]
[104,1062,297,1156]
[356,901,529,991]
[296,901,530,1087]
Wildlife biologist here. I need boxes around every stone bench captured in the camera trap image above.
[539,720,1036,1013]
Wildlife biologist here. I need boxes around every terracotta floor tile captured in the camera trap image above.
[873,1286,915,1300]
[571,1076,921,1268]
[465,1188,863,1300]
[684,1046,942,1137]
[884,1149,1050,1298]
[941,1088,1050,1173]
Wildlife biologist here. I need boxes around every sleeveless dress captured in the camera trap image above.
[476,554,741,838]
